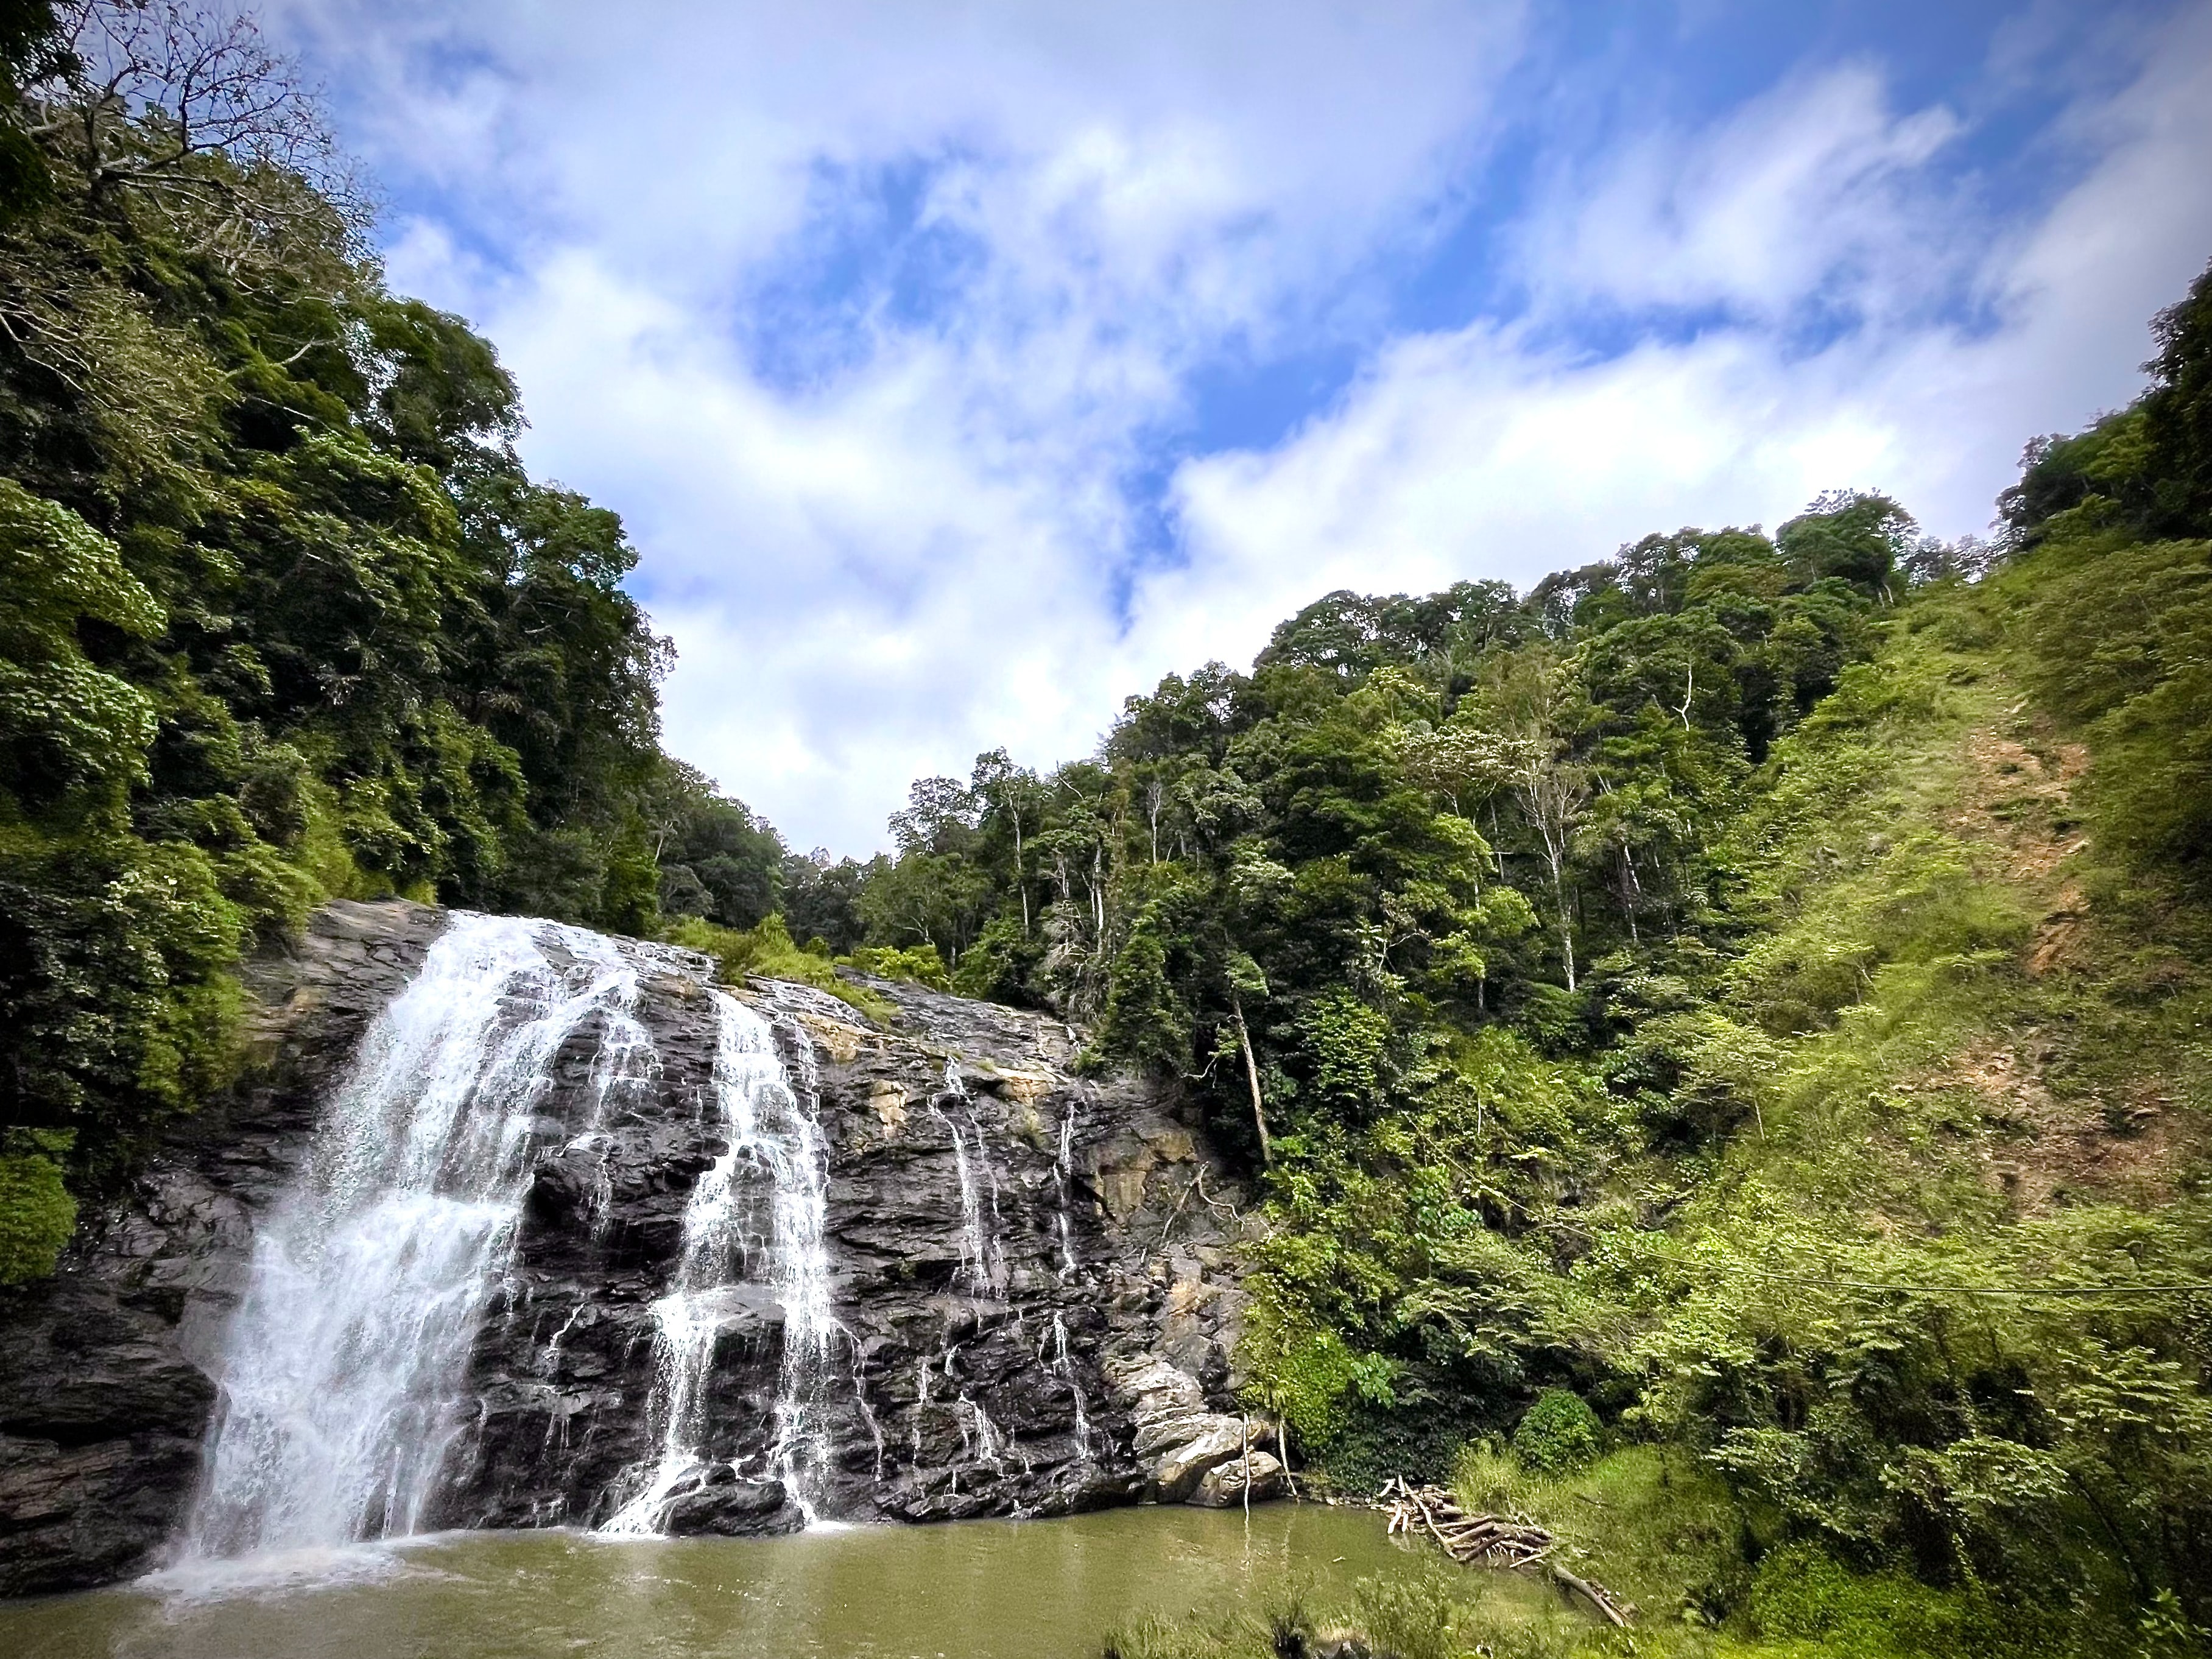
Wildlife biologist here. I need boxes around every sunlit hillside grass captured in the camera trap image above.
[1129,567,2212,1658]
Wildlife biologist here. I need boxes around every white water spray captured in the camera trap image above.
[1052,1101,1082,1281]
[603,991,842,1530]
[183,915,650,1560]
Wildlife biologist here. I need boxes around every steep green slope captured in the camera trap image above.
[854,265,2212,1653]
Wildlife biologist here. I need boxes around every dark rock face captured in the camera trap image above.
[0,900,446,1597]
[660,1469,796,1537]
[0,904,1262,1597]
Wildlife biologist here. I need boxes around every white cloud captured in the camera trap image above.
[284,1,1530,847]
[276,0,2212,854]
[1145,10,2212,685]
[1516,64,1966,327]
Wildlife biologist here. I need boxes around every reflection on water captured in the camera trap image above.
[2,1506,1410,1659]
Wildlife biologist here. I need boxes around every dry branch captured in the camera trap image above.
[1374,1477,1632,1626]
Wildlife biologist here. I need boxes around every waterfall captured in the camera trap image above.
[183,915,652,1560]
[932,1063,1004,1297]
[1053,1102,1081,1280]
[603,990,844,1531]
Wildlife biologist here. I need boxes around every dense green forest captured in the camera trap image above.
[3,2,2210,1652]
[0,0,780,1265]
[802,266,2212,1656]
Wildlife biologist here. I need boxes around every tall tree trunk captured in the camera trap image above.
[1542,839,1576,992]
[1230,991,1271,1166]
[1013,811,1030,937]
[1557,887,1576,992]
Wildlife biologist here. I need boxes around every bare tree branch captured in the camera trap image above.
[24,0,371,267]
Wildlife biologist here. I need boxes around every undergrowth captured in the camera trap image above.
[661,913,894,1021]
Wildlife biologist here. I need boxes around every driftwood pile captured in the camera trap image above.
[1376,1477,1633,1630]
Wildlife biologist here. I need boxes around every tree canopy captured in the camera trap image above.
[0,0,777,1266]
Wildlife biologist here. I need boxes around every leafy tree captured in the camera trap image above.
[0,1,700,1250]
[2143,257,2212,535]
[647,761,784,928]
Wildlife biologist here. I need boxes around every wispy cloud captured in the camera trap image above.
[1152,9,2212,673]
[276,0,2212,851]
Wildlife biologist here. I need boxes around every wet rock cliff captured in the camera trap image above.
[0,901,1270,1597]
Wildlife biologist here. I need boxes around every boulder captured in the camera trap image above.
[1191,1449,1284,1508]
[660,1475,800,1537]
[1104,1350,1278,1506]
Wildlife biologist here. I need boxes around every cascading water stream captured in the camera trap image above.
[602,990,845,1532]
[932,1063,1006,1297]
[1050,1313,1093,1462]
[558,941,659,1236]
[915,1062,1029,1493]
[1053,1101,1081,1281]
[182,915,649,1560]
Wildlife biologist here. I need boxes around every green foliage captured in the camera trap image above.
[0,479,162,799]
[884,266,2212,1651]
[0,34,752,1259]
[1513,1389,1603,1475]
[2006,257,2212,544]
[649,759,786,927]
[1097,908,1192,1073]
[2142,259,2212,535]
[844,942,952,992]
[2010,532,2212,866]
[1298,991,1393,1109]
[664,913,892,1021]
[0,1135,73,1284]
[1739,1544,2067,1659]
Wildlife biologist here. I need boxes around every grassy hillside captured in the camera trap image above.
[1093,493,2212,1659]
[1074,291,2212,1651]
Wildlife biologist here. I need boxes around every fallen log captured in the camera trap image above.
[1549,1563,1632,1629]
[1376,1478,1632,1629]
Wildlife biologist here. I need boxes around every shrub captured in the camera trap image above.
[0,1142,76,1285]
[1511,1389,1602,1476]
[665,914,892,1020]
[842,942,951,991]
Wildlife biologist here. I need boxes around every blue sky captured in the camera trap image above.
[273,0,2212,853]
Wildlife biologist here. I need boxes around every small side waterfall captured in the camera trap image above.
[932,1063,1006,1297]
[1050,1313,1093,1462]
[1053,1101,1082,1280]
[183,915,650,1560]
[604,990,845,1530]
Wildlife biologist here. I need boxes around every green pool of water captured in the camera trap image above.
[1,1504,1414,1659]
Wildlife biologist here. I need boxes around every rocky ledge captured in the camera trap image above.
[0,901,1274,1597]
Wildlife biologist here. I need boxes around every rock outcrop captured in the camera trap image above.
[1105,1351,1284,1507]
[0,901,1266,1596]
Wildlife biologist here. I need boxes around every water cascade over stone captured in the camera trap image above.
[604,991,843,1534]
[1054,1102,1082,1281]
[1049,1312,1093,1462]
[931,1063,1005,1297]
[182,915,653,1559]
[0,901,1270,1594]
